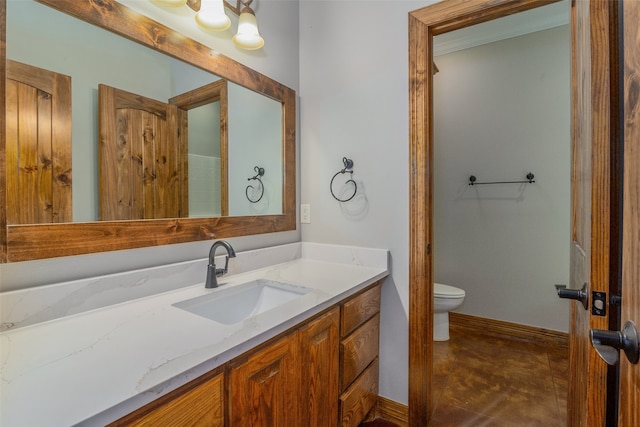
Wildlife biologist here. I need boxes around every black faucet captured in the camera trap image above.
[205,240,237,288]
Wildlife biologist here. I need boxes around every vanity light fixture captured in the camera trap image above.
[152,0,264,50]
[154,0,189,6]
[195,0,231,31]
[232,0,264,50]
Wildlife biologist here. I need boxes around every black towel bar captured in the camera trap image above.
[468,172,535,186]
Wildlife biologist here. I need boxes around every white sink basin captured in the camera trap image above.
[173,279,312,325]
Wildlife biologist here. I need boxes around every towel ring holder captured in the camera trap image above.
[330,157,357,202]
[246,166,265,203]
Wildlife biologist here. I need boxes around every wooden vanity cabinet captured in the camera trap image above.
[110,282,381,427]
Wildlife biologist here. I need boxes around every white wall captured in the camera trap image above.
[0,0,300,291]
[433,27,571,332]
[300,0,438,405]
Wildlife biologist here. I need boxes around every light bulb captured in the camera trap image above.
[196,0,231,31]
[232,6,264,50]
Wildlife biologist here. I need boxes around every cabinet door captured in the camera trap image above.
[229,332,299,426]
[298,307,340,427]
[109,371,224,427]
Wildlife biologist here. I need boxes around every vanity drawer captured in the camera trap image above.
[340,283,381,337]
[340,313,380,392]
[339,358,379,427]
[109,370,224,427]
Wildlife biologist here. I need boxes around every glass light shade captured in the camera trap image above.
[232,7,264,50]
[195,0,231,31]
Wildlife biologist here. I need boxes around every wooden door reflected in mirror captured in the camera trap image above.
[6,60,72,224]
[99,84,185,221]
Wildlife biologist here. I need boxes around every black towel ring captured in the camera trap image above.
[246,166,265,203]
[330,157,357,202]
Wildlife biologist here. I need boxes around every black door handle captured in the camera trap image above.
[590,321,640,365]
[555,283,588,310]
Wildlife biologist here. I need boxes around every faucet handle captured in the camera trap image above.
[215,255,231,277]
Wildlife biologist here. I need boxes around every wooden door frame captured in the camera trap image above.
[1,0,8,262]
[408,0,564,424]
[620,1,640,424]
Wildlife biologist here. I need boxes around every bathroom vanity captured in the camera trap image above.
[111,283,381,427]
[0,243,388,426]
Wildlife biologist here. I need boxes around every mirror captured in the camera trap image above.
[6,0,283,222]
[0,0,296,262]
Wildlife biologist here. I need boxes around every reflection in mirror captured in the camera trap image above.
[6,60,72,224]
[227,83,283,217]
[98,83,188,221]
[188,101,224,218]
[6,0,283,224]
[1,0,296,262]
[169,78,229,218]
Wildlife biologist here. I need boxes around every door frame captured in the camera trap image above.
[408,0,568,424]
[619,1,640,424]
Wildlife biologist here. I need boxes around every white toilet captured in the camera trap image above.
[433,283,466,341]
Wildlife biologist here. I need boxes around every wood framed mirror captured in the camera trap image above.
[0,0,296,262]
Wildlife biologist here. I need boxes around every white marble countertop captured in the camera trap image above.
[0,243,388,426]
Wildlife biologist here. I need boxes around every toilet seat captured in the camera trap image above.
[434,283,465,299]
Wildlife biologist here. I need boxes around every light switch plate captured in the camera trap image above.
[301,204,311,223]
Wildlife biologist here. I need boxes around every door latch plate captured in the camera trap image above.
[592,291,607,316]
